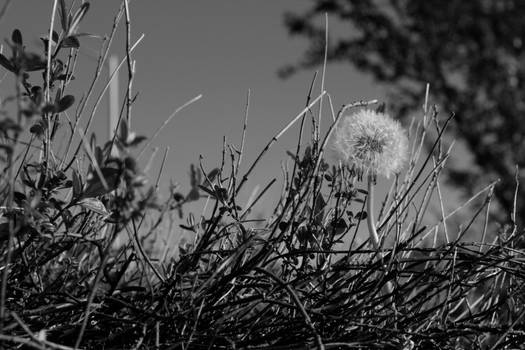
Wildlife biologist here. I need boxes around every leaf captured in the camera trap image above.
[313,193,326,225]
[70,32,101,39]
[68,3,90,36]
[286,150,299,163]
[59,0,68,32]
[56,95,75,113]
[42,103,56,114]
[78,197,108,216]
[189,164,201,187]
[56,73,72,81]
[12,29,22,45]
[278,221,289,232]
[330,218,348,236]
[207,168,220,183]
[0,53,14,72]
[52,30,59,43]
[172,192,184,202]
[62,36,80,48]
[13,191,26,205]
[198,185,216,198]
[24,53,46,71]
[55,87,62,103]
[214,186,228,201]
[297,226,314,245]
[127,135,147,147]
[31,86,43,103]
[29,123,45,137]
[354,211,368,220]
[83,167,120,198]
[90,133,97,151]
[94,146,104,165]
[124,157,137,172]
[21,168,34,188]
[119,120,128,143]
[179,224,196,233]
[72,168,82,198]
[185,187,200,202]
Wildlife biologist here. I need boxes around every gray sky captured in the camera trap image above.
[0,1,382,217]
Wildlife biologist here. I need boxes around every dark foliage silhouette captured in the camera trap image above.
[282,0,525,224]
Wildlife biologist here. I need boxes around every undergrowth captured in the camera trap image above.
[0,2,524,349]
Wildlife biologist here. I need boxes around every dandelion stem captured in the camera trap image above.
[367,174,380,250]
[366,174,395,306]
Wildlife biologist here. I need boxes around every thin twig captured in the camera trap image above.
[315,13,328,146]
[123,0,134,126]
[236,91,326,194]
[11,312,77,350]
[0,0,12,23]
[62,2,126,171]
[235,89,250,178]
[137,94,202,159]
[43,0,59,163]
[74,226,118,348]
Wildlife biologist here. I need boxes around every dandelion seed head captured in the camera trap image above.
[333,109,409,178]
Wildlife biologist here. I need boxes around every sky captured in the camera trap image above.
[0,1,384,219]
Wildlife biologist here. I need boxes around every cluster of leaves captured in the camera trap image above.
[0,2,524,350]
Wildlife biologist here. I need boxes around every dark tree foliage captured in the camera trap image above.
[282,0,525,223]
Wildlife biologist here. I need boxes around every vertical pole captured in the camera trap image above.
[108,55,119,157]
[107,55,120,248]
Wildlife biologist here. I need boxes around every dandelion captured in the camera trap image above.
[333,109,408,179]
[334,108,408,307]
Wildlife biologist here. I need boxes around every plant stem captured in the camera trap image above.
[366,174,395,305]
[367,174,381,250]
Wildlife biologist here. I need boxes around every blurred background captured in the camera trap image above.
[1,0,521,235]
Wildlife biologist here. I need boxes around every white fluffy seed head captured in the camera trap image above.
[333,109,409,178]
